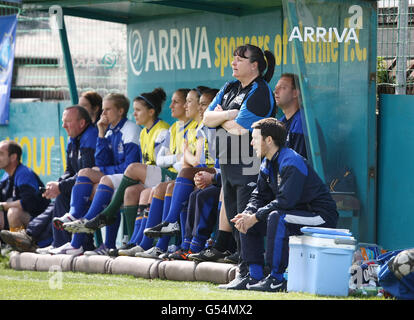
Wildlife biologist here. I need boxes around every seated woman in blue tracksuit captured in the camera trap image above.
[228,118,338,292]
[51,93,141,256]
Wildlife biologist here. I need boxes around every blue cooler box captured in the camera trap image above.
[287,227,356,296]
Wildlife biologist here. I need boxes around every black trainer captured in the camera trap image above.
[187,247,231,262]
[223,251,239,264]
[247,275,287,292]
[218,273,259,290]
[169,249,193,261]
[108,243,134,257]
[144,221,167,238]
[84,213,110,231]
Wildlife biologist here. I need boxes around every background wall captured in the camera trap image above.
[377,94,414,250]
[0,2,380,245]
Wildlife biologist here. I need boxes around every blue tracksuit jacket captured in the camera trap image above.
[59,124,98,195]
[245,147,337,222]
[280,109,307,159]
[95,117,141,175]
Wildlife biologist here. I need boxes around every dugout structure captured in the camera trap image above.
[2,1,379,245]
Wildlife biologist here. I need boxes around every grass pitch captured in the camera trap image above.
[0,254,383,300]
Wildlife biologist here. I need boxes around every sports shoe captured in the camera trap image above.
[218,273,259,290]
[118,242,135,251]
[63,218,94,234]
[84,243,110,256]
[53,213,76,231]
[159,252,170,260]
[188,247,231,263]
[247,275,287,292]
[36,245,54,255]
[223,251,239,264]
[84,213,112,231]
[144,221,180,238]
[0,229,37,252]
[135,246,165,259]
[118,244,144,257]
[168,249,193,261]
[109,243,134,257]
[49,242,83,256]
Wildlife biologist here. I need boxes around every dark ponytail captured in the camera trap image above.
[134,87,167,119]
[263,50,275,83]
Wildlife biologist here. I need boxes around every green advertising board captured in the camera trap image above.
[0,101,70,182]
[0,1,376,243]
[127,1,377,241]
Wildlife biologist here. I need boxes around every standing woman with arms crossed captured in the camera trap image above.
[202,44,276,285]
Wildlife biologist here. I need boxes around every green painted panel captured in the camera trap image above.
[127,2,377,241]
[0,101,70,184]
[0,1,377,244]
[283,1,377,242]
[378,94,414,250]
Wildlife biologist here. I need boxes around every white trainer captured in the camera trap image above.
[118,245,144,257]
[135,246,165,259]
[36,245,54,255]
[53,213,76,230]
[49,242,83,256]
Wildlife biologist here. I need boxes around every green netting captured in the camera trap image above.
[0,1,20,15]
[10,8,127,101]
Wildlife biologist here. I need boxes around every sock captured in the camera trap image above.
[37,237,52,248]
[162,193,172,220]
[104,210,121,249]
[179,207,187,245]
[94,229,103,248]
[189,237,206,253]
[71,233,85,249]
[10,226,25,233]
[139,196,164,250]
[135,207,150,247]
[69,176,93,218]
[164,177,194,223]
[181,237,191,251]
[270,271,285,282]
[84,184,114,220]
[213,230,233,252]
[209,201,222,241]
[189,236,208,253]
[155,192,173,251]
[155,235,170,252]
[249,264,264,281]
[122,205,139,240]
[128,208,145,245]
[102,175,139,220]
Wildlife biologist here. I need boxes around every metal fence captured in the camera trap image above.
[3,1,414,98]
[0,1,127,102]
[377,0,414,94]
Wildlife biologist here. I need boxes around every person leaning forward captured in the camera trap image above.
[0,140,50,233]
[0,106,98,253]
[226,118,338,292]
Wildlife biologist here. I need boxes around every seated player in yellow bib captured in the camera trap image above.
[137,87,219,258]
[117,88,203,257]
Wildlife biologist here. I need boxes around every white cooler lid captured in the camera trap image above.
[289,234,356,251]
